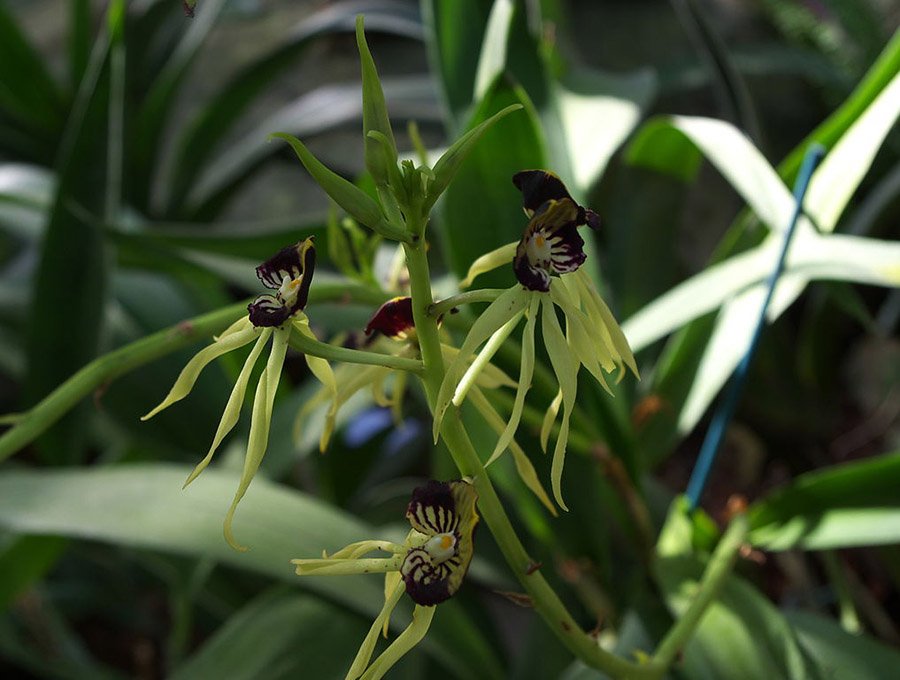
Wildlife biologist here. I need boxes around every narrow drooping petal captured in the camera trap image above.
[540,389,563,453]
[183,328,273,488]
[248,237,316,328]
[513,169,601,230]
[433,287,528,442]
[469,386,556,514]
[459,241,517,288]
[365,296,416,340]
[541,297,578,511]
[293,317,339,450]
[513,198,585,291]
[451,308,522,407]
[440,345,516,389]
[357,604,436,680]
[346,580,406,680]
[401,480,478,605]
[142,319,257,420]
[224,326,290,551]
[492,294,539,459]
[572,269,639,379]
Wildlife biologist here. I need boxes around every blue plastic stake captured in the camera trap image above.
[685,143,826,511]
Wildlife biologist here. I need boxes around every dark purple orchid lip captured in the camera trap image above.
[512,170,601,230]
[513,197,587,292]
[248,238,316,327]
[401,480,478,606]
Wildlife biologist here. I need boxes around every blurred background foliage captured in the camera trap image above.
[0,0,899,678]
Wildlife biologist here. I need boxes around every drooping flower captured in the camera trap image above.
[142,237,337,550]
[434,171,638,510]
[292,479,478,680]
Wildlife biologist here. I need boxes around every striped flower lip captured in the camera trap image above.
[401,480,478,606]
[513,198,586,292]
[248,237,316,327]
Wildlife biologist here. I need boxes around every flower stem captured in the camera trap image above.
[287,332,423,373]
[428,289,505,318]
[651,513,749,668]
[403,236,664,679]
[0,282,390,462]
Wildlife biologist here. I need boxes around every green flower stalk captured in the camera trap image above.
[434,172,639,509]
[143,238,338,550]
[293,480,479,680]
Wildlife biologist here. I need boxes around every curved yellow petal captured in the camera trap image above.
[183,328,272,489]
[141,321,257,420]
[490,294,539,459]
[223,326,290,551]
[459,241,517,288]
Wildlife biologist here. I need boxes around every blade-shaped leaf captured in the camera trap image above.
[554,67,657,194]
[187,77,439,219]
[748,452,900,551]
[787,610,900,680]
[23,25,113,463]
[0,464,503,679]
[166,0,423,214]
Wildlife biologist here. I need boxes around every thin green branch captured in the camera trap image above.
[287,333,422,373]
[0,282,391,462]
[651,514,749,668]
[428,288,505,318]
[0,302,247,463]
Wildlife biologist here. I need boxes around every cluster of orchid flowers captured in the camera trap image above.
[142,166,636,678]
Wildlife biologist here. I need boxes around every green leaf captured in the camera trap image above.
[0,464,503,679]
[0,465,374,599]
[0,163,54,240]
[0,3,64,136]
[131,0,228,209]
[185,77,438,220]
[655,504,815,680]
[69,0,92,86]
[553,67,657,194]
[425,101,522,213]
[166,0,423,214]
[748,452,900,550]
[786,610,900,680]
[472,0,515,102]
[0,535,67,609]
[23,26,112,463]
[170,590,370,680]
[420,0,494,126]
[623,79,900,435]
[805,70,900,232]
[438,79,543,283]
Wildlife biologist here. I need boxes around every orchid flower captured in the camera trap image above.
[142,237,338,550]
[434,172,639,509]
[292,479,478,680]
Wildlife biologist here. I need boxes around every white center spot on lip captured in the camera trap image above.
[278,274,301,305]
[424,532,457,564]
[525,230,552,268]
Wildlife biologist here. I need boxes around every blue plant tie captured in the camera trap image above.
[685,143,826,511]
